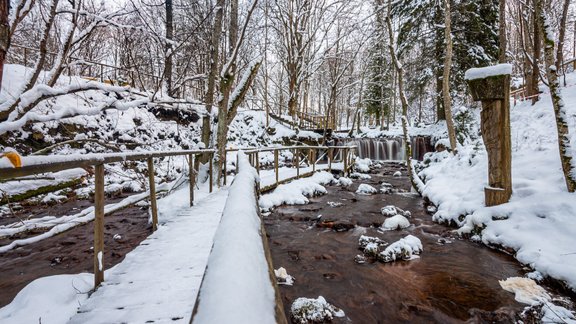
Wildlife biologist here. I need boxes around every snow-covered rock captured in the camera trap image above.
[393,171,402,177]
[338,177,353,187]
[380,205,398,217]
[350,172,371,180]
[356,184,378,195]
[382,215,410,230]
[274,267,295,286]
[354,157,372,172]
[379,235,422,262]
[290,296,345,324]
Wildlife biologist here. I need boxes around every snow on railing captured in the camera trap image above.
[192,151,285,323]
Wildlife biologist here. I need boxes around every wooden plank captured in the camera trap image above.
[147,158,159,231]
[94,164,105,289]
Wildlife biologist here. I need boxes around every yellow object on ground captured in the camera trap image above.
[1,151,22,168]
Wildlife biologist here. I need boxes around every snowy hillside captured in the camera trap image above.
[417,71,576,290]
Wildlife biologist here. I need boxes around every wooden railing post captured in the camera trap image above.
[328,147,333,172]
[100,64,104,82]
[312,149,316,172]
[94,164,105,289]
[147,158,159,231]
[209,152,214,193]
[295,148,299,179]
[274,149,279,186]
[23,47,28,66]
[223,151,228,186]
[466,65,512,206]
[189,154,195,207]
[344,148,349,176]
[255,151,260,175]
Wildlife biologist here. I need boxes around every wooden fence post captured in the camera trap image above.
[295,149,299,179]
[344,148,349,176]
[147,158,158,231]
[274,149,279,186]
[223,151,227,186]
[466,65,512,206]
[94,164,105,289]
[209,153,213,193]
[189,154,195,207]
[255,151,260,175]
[312,149,316,172]
[328,148,333,172]
[100,64,104,82]
[23,47,28,66]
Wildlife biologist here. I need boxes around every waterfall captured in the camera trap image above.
[341,136,433,161]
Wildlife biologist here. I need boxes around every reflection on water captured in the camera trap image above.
[265,163,524,323]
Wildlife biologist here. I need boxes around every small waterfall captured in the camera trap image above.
[341,136,433,161]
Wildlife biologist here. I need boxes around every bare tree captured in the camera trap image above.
[442,0,457,153]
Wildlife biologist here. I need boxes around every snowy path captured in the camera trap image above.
[67,186,228,324]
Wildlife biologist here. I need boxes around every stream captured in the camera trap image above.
[265,162,545,323]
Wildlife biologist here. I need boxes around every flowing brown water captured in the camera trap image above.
[265,163,529,323]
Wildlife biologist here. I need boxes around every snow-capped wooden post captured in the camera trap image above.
[147,158,159,231]
[465,64,513,206]
[94,164,105,288]
[189,154,195,207]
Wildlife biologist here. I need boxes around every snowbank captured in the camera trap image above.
[418,72,576,290]
[0,274,92,323]
[193,152,276,324]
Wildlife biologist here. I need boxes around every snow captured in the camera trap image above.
[275,267,295,286]
[338,177,353,186]
[417,71,576,290]
[0,168,87,197]
[0,274,92,324]
[381,205,398,216]
[379,235,422,262]
[193,152,276,324]
[464,63,513,80]
[290,296,345,324]
[354,157,371,172]
[259,171,334,211]
[355,183,378,195]
[382,215,411,230]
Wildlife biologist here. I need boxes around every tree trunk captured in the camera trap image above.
[434,3,446,121]
[442,0,457,153]
[498,0,506,63]
[164,0,174,97]
[0,0,9,92]
[530,0,541,104]
[201,0,224,161]
[386,0,419,193]
[556,0,570,77]
[536,0,576,192]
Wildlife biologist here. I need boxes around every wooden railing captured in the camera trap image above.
[0,145,356,290]
[243,145,357,192]
[0,149,215,288]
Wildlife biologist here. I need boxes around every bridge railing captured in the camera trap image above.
[0,145,357,290]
